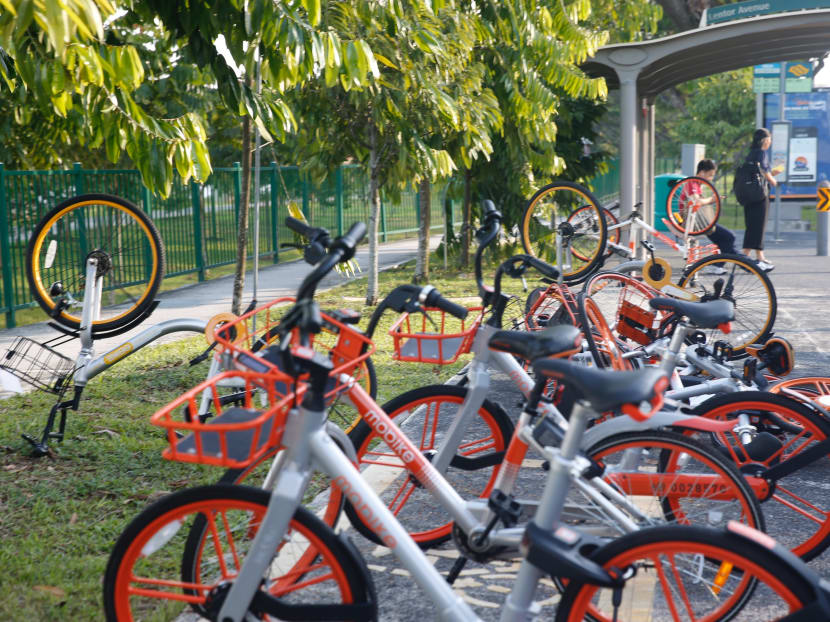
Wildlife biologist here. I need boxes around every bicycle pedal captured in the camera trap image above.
[445,556,468,585]
[487,490,522,528]
[21,434,52,458]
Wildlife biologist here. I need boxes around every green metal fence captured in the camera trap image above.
[0,163,460,328]
[587,157,679,205]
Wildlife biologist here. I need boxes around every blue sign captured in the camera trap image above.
[764,91,830,195]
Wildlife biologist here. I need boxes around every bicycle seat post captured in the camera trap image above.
[78,257,101,352]
[658,321,689,375]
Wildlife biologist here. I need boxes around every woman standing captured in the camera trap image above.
[741,128,777,272]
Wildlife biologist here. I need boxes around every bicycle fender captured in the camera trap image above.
[612,260,646,275]
[580,410,733,449]
[325,421,358,465]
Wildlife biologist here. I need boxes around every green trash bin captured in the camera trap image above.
[654,174,685,232]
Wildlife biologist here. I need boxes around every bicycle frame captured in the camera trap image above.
[216,362,665,622]
[23,257,206,455]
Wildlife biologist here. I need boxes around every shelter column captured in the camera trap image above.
[619,69,639,248]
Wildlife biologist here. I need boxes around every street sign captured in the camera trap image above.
[754,63,781,93]
[703,0,830,26]
[786,61,813,93]
[817,187,830,211]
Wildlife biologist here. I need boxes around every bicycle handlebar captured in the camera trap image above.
[474,200,502,299]
[420,285,468,320]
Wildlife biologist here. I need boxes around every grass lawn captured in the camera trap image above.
[0,251,532,620]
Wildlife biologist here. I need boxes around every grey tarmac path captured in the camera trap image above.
[0,235,441,369]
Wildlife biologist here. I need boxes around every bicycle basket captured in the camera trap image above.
[213,297,375,400]
[389,306,484,365]
[617,285,664,346]
[0,337,74,394]
[686,243,720,265]
[152,370,298,468]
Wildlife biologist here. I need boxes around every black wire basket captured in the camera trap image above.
[0,337,75,394]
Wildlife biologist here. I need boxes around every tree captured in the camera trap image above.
[281,1,499,302]
[656,68,755,173]
[0,0,379,196]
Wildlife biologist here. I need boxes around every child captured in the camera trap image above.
[682,159,741,275]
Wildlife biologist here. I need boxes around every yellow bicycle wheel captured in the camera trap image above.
[521,181,607,283]
[25,193,165,333]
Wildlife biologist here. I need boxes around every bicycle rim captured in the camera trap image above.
[26,194,164,333]
[347,385,511,547]
[694,392,830,560]
[557,526,811,622]
[679,254,775,358]
[665,176,721,237]
[587,431,763,535]
[104,486,362,621]
[521,182,607,283]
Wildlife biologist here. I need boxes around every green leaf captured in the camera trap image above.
[355,40,378,79]
[302,0,321,26]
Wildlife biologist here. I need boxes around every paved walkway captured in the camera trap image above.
[0,235,435,393]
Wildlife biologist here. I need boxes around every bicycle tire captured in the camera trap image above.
[585,429,764,535]
[576,291,629,370]
[346,384,513,548]
[104,484,375,621]
[665,176,721,237]
[26,193,165,333]
[568,206,618,261]
[521,182,607,284]
[555,524,814,622]
[692,390,830,560]
[679,253,776,359]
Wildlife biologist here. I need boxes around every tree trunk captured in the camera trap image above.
[414,178,430,283]
[366,124,381,305]
[232,101,253,315]
[461,168,472,268]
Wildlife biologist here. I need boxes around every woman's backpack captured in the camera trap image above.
[732,160,766,205]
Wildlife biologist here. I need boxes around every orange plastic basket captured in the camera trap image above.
[389,306,484,365]
[213,297,375,400]
[617,284,663,346]
[152,370,299,468]
[686,243,720,265]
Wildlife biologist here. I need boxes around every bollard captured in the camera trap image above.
[817,187,830,256]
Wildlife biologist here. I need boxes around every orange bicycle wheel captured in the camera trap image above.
[665,176,721,237]
[104,485,374,621]
[692,391,830,560]
[346,384,512,548]
[556,525,813,622]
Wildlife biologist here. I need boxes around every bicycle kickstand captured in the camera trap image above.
[22,388,82,457]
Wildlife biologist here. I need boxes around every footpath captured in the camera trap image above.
[0,235,434,394]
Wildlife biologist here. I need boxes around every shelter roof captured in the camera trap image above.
[583,9,830,98]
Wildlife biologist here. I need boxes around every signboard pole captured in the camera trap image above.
[818,188,830,256]
[773,64,785,243]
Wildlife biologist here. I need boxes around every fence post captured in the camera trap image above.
[270,162,279,264]
[232,161,241,225]
[301,175,310,221]
[191,180,205,282]
[380,196,387,242]
[0,164,14,328]
[335,166,344,236]
[72,161,84,195]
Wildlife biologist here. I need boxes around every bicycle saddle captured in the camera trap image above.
[488,325,582,362]
[648,297,734,330]
[532,358,668,414]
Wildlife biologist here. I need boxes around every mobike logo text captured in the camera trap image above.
[334,475,397,548]
[507,368,534,396]
[362,407,417,466]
